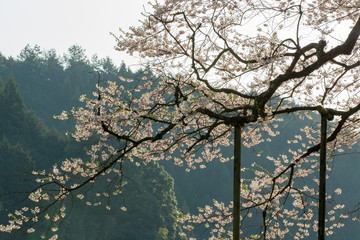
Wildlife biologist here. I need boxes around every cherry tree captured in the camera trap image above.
[2,0,360,239]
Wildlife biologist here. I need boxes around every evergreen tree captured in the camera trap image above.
[0,74,66,169]
[42,49,64,82]
[3,73,25,110]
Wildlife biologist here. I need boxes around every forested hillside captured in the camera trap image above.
[0,44,136,132]
[0,46,184,239]
[1,45,360,239]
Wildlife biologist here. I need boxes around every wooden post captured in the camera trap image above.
[233,125,241,240]
[318,113,327,240]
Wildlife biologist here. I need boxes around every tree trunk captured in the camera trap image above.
[233,125,242,240]
[318,114,327,240]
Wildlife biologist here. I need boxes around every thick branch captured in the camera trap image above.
[258,16,360,108]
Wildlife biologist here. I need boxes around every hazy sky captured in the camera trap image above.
[0,0,147,67]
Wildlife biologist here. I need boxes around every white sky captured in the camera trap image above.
[0,0,148,68]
